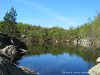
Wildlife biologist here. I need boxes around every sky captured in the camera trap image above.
[0,0,100,29]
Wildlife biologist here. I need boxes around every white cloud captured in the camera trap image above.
[14,0,78,28]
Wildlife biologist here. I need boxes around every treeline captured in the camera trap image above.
[17,23,68,42]
[0,7,100,45]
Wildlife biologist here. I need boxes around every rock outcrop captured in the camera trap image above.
[0,45,37,75]
[73,38,91,48]
[0,56,37,75]
[0,45,27,61]
[0,33,27,50]
[89,57,100,75]
[0,33,37,75]
[96,57,100,63]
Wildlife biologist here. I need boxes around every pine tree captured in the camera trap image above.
[3,7,18,36]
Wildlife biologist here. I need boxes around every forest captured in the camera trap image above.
[0,7,100,47]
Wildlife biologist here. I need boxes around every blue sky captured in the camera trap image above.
[0,0,100,29]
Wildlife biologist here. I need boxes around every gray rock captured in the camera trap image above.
[19,66,38,75]
[96,57,100,63]
[73,38,91,48]
[89,57,100,75]
[0,57,37,75]
[0,45,27,60]
[89,63,100,75]
[21,34,26,38]
[11,36,27,50]
[0,45,17,58]
[0,33,27,50]
[0,33,37,75]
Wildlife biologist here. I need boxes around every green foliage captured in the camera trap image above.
[79,23,92,38]
[92,13,100,38]
[1,7,18,36]
[0,21,4,32]
[1,7,100,45]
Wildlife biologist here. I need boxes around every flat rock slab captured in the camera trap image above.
[89,63,100,75]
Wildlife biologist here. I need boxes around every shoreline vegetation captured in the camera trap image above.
[0,7,100,49]
[0,7,100,75]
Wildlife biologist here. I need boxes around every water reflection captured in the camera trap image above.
[18,43,100,75]
[26,43,100,64]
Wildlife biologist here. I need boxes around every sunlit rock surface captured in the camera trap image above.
[96,57,100,63]
[89,57,100,75]
[89,63,100,75]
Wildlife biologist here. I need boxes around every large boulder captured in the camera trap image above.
[0,56,37,75]
[0,45,17,59]
[0,33,11,46]
[89,57,100,75]
[0,33,27,50]
[11,36,27,50]
[0,45,37,75]
[0,33,38,75]
[0,45,27,60]
[89,63,100,75]
[96,57,100,63]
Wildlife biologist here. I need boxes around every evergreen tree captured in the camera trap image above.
[3,7,18,36]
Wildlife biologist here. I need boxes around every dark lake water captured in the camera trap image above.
[18,43,100,75]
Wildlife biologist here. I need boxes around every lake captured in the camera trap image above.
[18,43,100,75]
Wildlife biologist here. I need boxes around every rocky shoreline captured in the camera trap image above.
[89,57,100,75]
[0,56,38,75]
[74,38,100,75]
[0,33,38,75]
